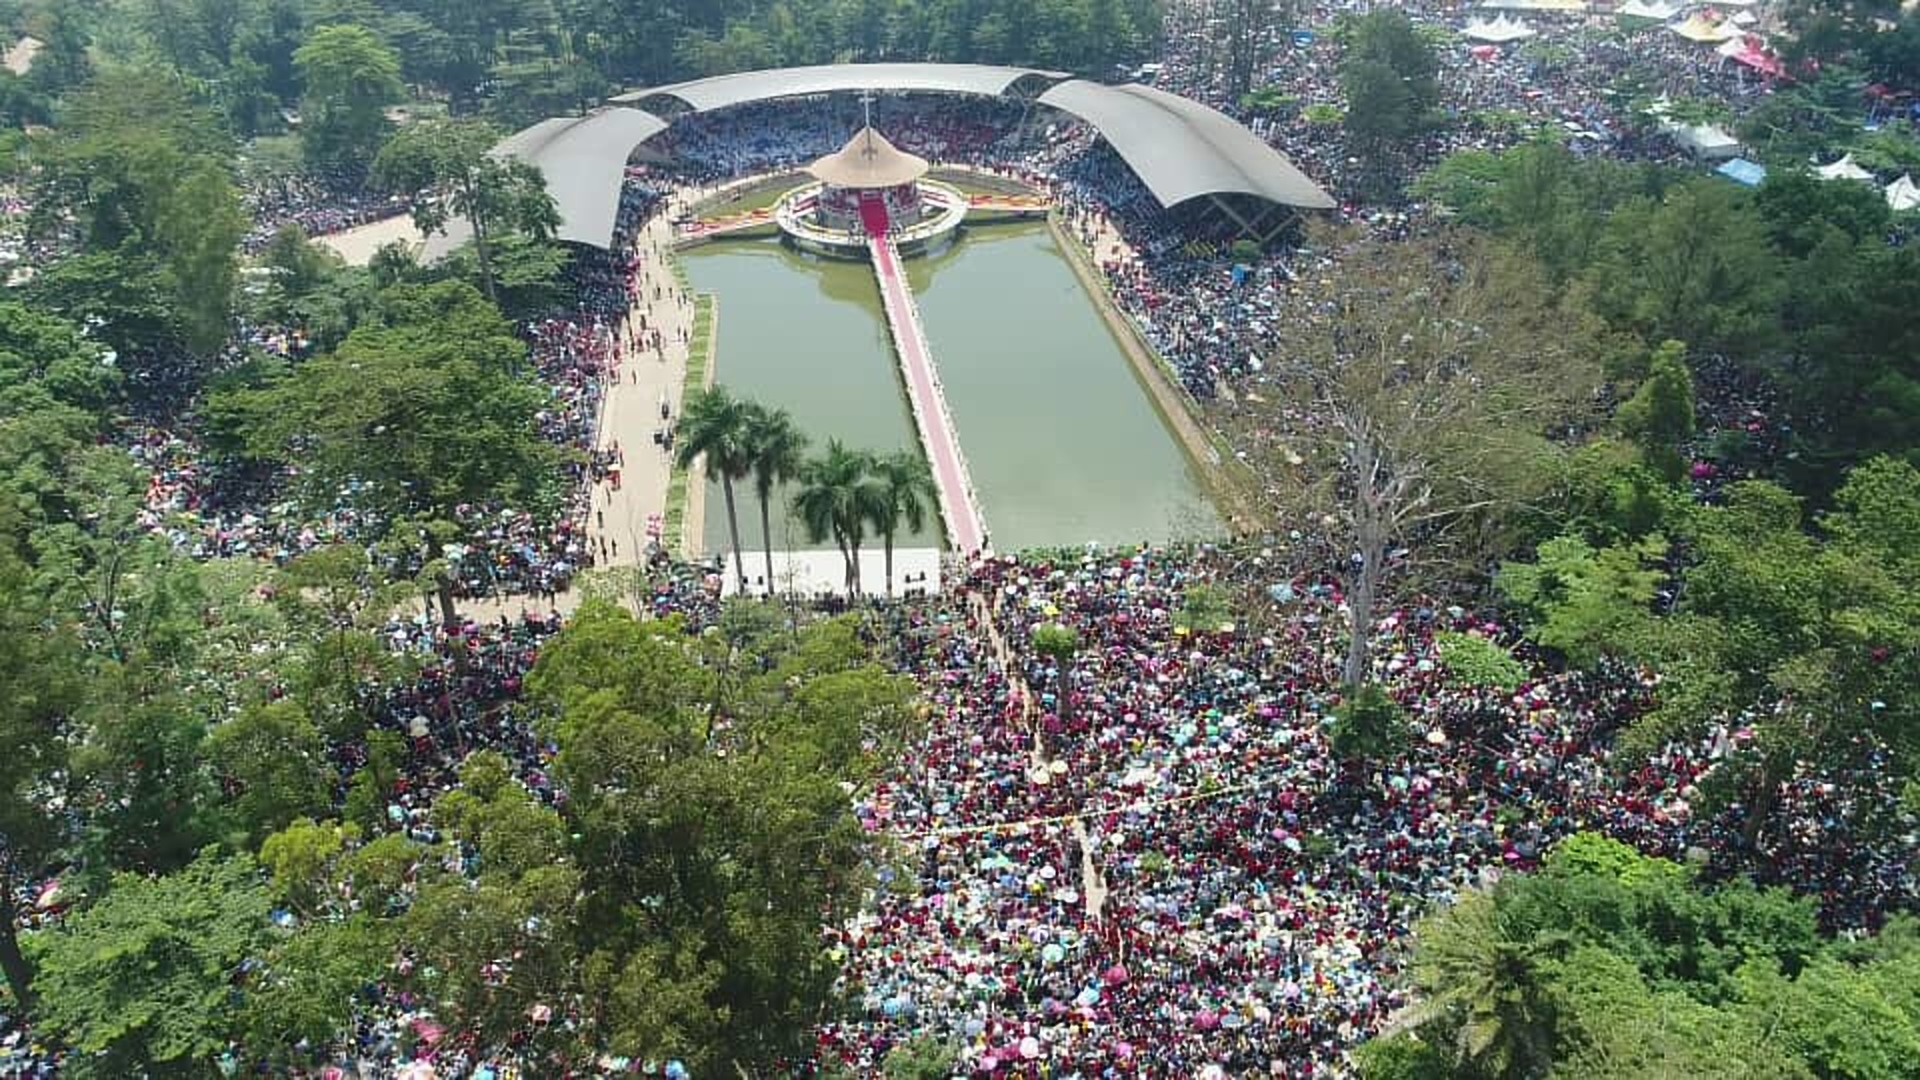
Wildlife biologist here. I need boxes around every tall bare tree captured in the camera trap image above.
[1217,0,1293,100]
[1234,231,1604,686]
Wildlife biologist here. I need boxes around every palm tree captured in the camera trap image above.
[864,449,936,597]
[742,404,808,598]
[1031,622,1080,729]
[675,385,754,590]
[1406,888,1562,1079]
[791,440,885,596]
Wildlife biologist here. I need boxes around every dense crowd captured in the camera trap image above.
[241,168,410,252]
[130,192,672,603]
[28,2,1903,1076]
[818,543,1916,1076]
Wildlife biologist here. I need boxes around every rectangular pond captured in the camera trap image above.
[682,221,1220,556]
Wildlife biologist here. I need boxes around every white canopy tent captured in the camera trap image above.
[1887,174,1920,210]
[1616,0,1681,18]
[1462,15,1539,41]
[1671,123,1741,159]
[1816,153,1874,181]
[1479,0,1585,11]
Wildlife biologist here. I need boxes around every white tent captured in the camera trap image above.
[1480,0,1585,11]
[1463,15,1539,41]
[1616,0,1681,18]
[2,36,39,77]
[1887,174,1920,211]
[1672,123,1741,159]
[1731,10,1759,25]
[1815,153,1874,181]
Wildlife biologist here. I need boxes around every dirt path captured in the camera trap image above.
[970,589,1109,923]
[314,215,423,265]
[1073,818,1110,923]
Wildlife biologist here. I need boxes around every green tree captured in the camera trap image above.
[1031,621,1080,728]
[742,401,808,597]
[1773,238,1920,491]
[1389,833,1903,1079]
[0,539,86,1010]
[1587,181,1783,356]
[1174,581,1235,632]
[374,117,559,303]
[883,1034,961,1079]
[272,543,405,740]
[0,301,117,421]
[1218,0,1289,98]
[865,448,935,598]
[294,23,402,170]
[526,603,908,1071]
[400,751,580,1046]
[243,914,392,1066]
[1405,888,1561,1079]
[24,251,191,369]
[1241,233,1602,687]
[1629,464,1920,841]
[1434,631,1527,691]
[677,385,757,591]
[792,438,886,596]
[34,69,244,358]
[206,699,333,845]
[1353,1032,1451,1080]
[1615,339,1697,482]
[1341,10,1437,192]
[212,280,558,626]
[1497,534,1665,667]
[29,850,272,1077]
[1326,682,1409,764]
[1753,167,1891,259]
[258,817,356,914]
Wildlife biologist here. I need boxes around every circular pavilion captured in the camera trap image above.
[774,126,968,259]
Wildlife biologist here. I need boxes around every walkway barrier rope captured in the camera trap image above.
[891,768,1304,842]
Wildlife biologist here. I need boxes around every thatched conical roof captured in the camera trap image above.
[807,127,929,188]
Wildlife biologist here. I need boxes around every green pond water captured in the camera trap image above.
[684,221,1220,556]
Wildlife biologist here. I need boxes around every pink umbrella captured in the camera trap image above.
[1103,964,1129,986]
[410,1019,445,1045]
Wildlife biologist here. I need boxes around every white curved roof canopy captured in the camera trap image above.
[440,65,1335,260]
[1038,81,1336,211]
[503,108,670,249]
[613,63,1067,114]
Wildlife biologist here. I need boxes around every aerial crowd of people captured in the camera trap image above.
[812,543,1913,1076]
[10,0,1910,1074]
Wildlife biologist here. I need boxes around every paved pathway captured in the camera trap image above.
[589,198,700,570]
[314,215,423,266]
[460,199,700,623]
[868,235,988,555]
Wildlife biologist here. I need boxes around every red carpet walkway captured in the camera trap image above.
[858,192,892,237]
[868,236,988,554]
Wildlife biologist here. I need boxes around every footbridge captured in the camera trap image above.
[865,211,988,554]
